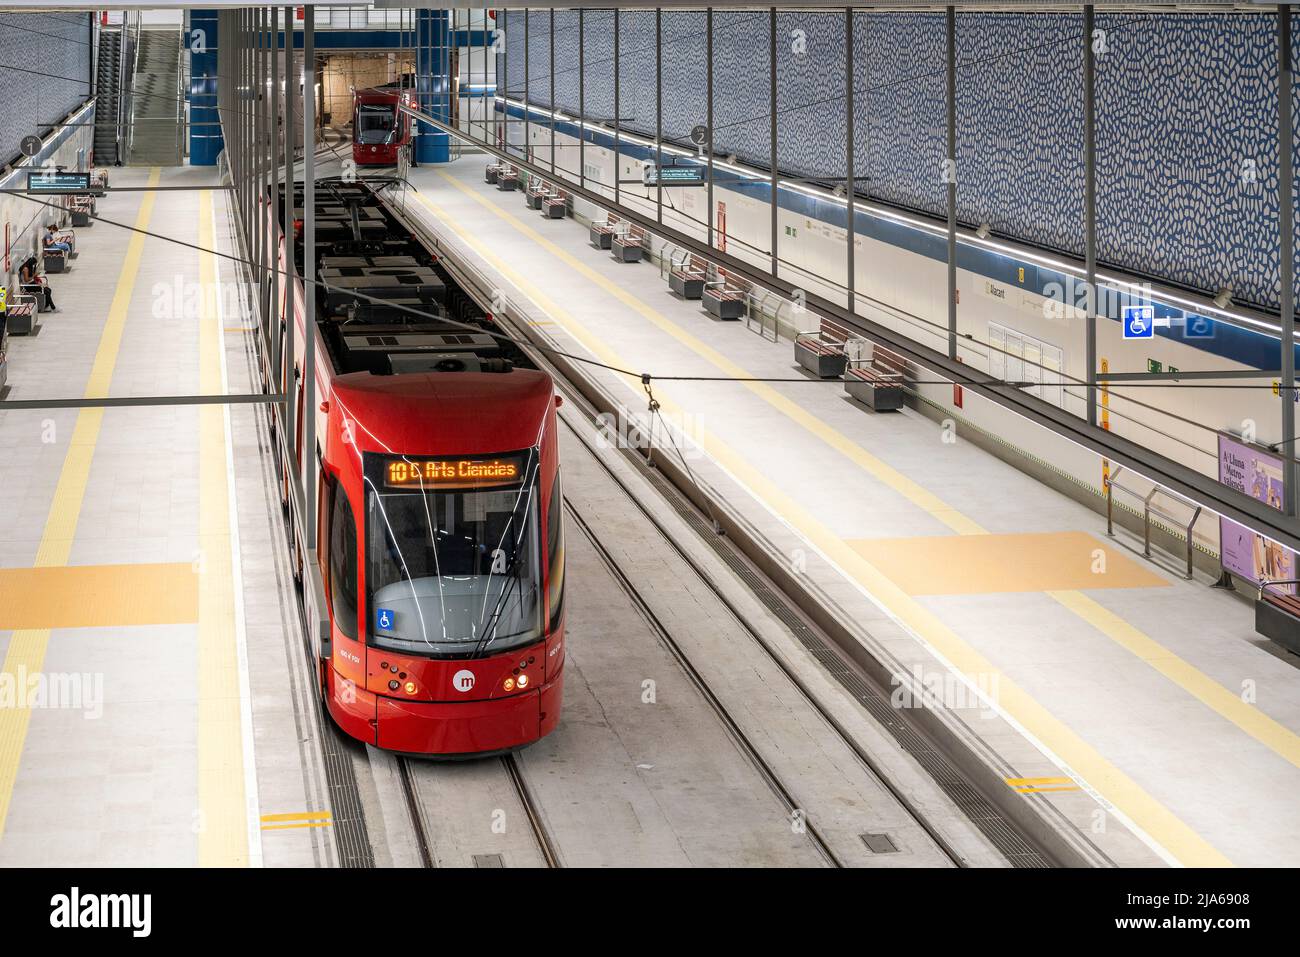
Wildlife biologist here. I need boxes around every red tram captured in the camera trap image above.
[352,85,415,166]
[265,178,565,756]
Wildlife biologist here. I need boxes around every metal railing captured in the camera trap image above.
[1106,465,1202,579]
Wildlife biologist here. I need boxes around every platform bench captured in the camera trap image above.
[611,233,644,263]
[42,247,68,274]
[703,287,746,320]
[525,184,547,210]
[794,333,848,378]
[590,221,618,249]
[485,163,503,184]
[496,168,519,191]
[69,196,94,227]
[5,299,37,336]
[669,268,706,300]
[844,364,904,411]
[1256,583,1300,656]
[543,196,567,219]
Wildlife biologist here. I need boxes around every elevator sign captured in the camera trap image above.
[1122,304,1154,339]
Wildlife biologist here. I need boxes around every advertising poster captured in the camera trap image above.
[1218,433,1295,589]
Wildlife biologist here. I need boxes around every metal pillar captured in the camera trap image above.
[656,7,663,225]
[283,4,295,452]
[845,7,855,312]
[706,7,714,247]
[524,8,530,161]
[255,7,265,334]
[614,8,620,207]
[770,7,778,275]
[269,5,280,390]
[415,8,450,164]
[303,4,317,541]
[579,8,585,191]
[945,6,957,360]
[549,8,556,175]
[1281,4,1297,516]
[1084,4,1098,425]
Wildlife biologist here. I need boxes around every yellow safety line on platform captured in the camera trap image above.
[415,176,1244,867]
[0,168,161,844]
[261,810,332,822]
[197,189,250,867]
[260,810,332,830]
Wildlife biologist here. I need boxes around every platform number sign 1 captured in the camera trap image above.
[1123,304,1154,340]
[376,608,396,631]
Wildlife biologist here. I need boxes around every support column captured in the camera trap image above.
[945,6,957,360]
[579,8,585,191]
[189,10,221,165]
[1281,4,1297,515]
[1084,4,1098,425]
[614,8,620,207]
[706,7,714,247]
[282,4,295,448]
[770,7,779,276]
[845,7,855,312]
[255,7,266,333]
[303,4,317,541]
[269,5,280,388]
[656,7,663,225]
[415,8,450,164]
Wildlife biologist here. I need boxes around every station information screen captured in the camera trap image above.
[26,171,95,195]
[381,454,525,490]
[641,164,706,187]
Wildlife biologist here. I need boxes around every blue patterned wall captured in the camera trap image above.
[501,11,1291,314]
[0,13,92,168]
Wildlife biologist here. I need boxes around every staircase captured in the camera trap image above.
[127,27,184,166]
[93,29,123,166]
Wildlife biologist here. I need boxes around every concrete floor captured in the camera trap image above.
[0,166,331,867]
[395,156,1300,868]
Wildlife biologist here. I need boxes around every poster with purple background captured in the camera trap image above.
[1218,433,1295,589]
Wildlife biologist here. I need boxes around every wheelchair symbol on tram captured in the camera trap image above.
[376,608,396,631]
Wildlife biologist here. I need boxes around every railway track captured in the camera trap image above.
[564,489,846,868]
[393,753,561,868]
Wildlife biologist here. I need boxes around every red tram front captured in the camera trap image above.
[352,85,414,166]
[268,178,565,756]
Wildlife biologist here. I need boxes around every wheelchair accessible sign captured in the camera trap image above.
[1122,304,1155,339]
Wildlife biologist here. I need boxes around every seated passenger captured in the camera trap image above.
[43,224,71,255]
[19,256,55,312]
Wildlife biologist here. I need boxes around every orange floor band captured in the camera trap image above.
[0,563,199,630]
[849,531,1170,595]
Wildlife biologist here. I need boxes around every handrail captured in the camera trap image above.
[1106,465,1202,579]
[1260,577,1300,601]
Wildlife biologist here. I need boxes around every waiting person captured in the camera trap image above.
[43,224,71,255]
[19,256,55,312]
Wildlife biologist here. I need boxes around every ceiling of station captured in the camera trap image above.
[6,1,1276,12]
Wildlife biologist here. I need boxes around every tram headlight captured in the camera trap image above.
[517,673,529,689]
[503,677,516,692]
[404,681,416,695]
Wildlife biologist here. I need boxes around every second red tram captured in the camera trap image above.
[352,84,415,166]
[265,178,565,756]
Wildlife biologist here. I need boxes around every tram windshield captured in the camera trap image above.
[366,454,542,656]
[355,104,398,145]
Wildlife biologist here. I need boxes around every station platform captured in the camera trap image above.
[401,157,1300,867]
[0,167,331,866]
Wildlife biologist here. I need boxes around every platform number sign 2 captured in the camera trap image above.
[376,608,396,631]
[1122,305,1154,340]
